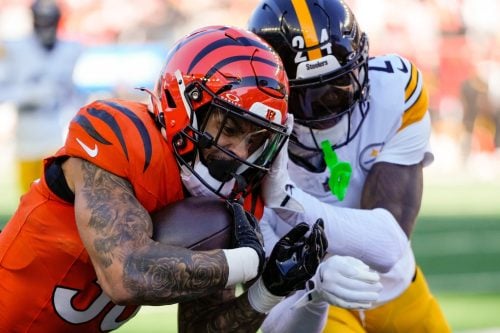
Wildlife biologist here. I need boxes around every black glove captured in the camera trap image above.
[226,200,266,274]
[262,219,328,296]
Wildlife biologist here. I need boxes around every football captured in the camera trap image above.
[151,196,233,250]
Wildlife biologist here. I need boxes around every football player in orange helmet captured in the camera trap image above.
[248,0,452,332]
[0,25,328,332]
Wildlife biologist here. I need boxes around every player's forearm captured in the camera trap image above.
[121,244,229,305]
[178,290,266,333]
[272,188,408,273]
[261,290,328,333]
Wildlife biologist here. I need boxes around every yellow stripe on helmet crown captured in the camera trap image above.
[291,0,322,60]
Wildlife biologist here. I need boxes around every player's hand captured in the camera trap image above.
[261,115,304,213]
[262,219,328,296]
[292,255,382,310]
[226,200,266,274]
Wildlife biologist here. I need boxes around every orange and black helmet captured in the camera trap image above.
[151,25,291,198]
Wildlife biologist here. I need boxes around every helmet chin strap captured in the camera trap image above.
[288,115,350,172]
[293,115,349,150]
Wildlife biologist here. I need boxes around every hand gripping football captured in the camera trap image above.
[151,197,233,250]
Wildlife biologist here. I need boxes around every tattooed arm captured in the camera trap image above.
[178,288,266,333]
[177,220,327,333]
[63,157,229,305]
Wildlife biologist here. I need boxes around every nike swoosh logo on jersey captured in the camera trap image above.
[397,58,408,73]
[76,138,98,157]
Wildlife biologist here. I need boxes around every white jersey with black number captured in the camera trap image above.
[262,53,433,304]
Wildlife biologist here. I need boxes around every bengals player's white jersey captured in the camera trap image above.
[262,53,433,304]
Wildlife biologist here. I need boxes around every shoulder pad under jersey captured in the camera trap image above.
[64,99,158,178]
[368,54,429,131]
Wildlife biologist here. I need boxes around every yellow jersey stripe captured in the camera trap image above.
[291,0,322,60]
[399,83,429,131]
[404,63,418,102]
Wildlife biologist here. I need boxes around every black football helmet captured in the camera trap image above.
[249,0,370,154]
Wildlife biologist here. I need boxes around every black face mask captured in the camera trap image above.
[288,140,326,173]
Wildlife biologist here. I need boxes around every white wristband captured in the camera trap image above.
[247,277,284,313]
[223,247,259,287]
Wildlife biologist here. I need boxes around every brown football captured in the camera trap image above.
[152,196,233,250]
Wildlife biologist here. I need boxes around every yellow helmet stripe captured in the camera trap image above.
[291,0,322,60]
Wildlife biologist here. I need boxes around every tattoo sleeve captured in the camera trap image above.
[361,161,423,237]
[178,287,266,333]
[74,159,229,305]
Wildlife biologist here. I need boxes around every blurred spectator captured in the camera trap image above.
[489,63,500,151]
[59,0,186,45]
[460,64,494,159]
[459,0,500,158]
[1,0,499,180]
[0,0,86,194]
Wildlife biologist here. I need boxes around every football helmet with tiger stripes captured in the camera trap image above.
[248,0,370,152]
[150,25,290,199]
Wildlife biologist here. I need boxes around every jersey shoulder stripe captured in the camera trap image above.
[367,54,429,132]
[73,114,113,145]
[99,100,153,172]
[400,59,428,131]
[86,104,129,160]
[66,99,156,177]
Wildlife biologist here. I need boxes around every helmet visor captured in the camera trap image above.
[289,71,357,129]
[196,100,288,181]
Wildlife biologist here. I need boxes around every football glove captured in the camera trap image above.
[261,115,304,213]
[226,200,266,274]
[262,219,328,296]
[292,255,383,310]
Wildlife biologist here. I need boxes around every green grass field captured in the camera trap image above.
[1,166,499,332]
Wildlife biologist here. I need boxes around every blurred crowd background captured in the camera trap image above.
[1,2,498,331]
[1,0,499,199]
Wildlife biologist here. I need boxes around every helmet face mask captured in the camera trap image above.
[154,26,290,199]
[289,57,367,130]
[184,84,288,184]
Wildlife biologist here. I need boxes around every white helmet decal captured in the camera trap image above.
[296,55,341,79]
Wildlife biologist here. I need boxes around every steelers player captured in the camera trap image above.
[248,0,452,332]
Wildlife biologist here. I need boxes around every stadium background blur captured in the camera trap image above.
[0,1,499,332]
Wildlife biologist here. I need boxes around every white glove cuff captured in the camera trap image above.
[223,248,259,287]
[247,277,284,313]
